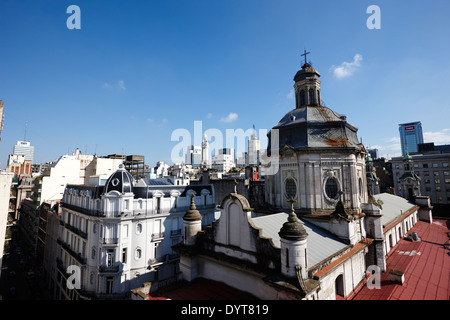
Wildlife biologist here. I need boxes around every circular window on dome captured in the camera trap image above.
[111,178,120,187]
[325,178,339,200]
[284,178,297,200]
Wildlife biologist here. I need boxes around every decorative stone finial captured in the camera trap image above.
[183,193,202,221]
[279,198,308,240]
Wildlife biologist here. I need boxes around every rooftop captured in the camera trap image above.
[352,219,450,300]
[251,212,349,268]
[374,193,419,228]
[147,278,258,300]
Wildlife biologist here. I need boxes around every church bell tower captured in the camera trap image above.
[293,49,322,108]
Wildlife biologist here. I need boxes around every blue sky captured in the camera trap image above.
[1,0,450,167]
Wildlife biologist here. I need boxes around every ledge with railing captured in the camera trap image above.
[56,238,87,265]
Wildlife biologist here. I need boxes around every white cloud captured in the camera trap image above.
[118,80,126,91]
[103,80,126,91]
[368,130,450,159]
[147,118,154,123]
[287,89,294,100]
[220,112,238,123]
[207,113,213,119]
[330,54,363,79]
[367,137,401,159]
[424,129,450,145]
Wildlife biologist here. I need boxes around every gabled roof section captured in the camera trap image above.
[251,212,348,268]
[374,193,419,228]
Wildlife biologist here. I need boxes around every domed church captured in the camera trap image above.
[265,52,368,214]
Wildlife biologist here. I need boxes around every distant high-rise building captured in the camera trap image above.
[13,140,34,162]
[211,148,235,173]
[368,148,379,160]
[248,130,260,166]
[0,101,4,141]
[399,122,424,156]
[201,134,209,167]
[185,145,202,168]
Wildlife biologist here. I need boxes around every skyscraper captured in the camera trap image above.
[248,130,260,166]
[13,140,34,162]
[201,134,209,167]
[399,122,424,156]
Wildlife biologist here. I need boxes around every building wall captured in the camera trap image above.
[46,184,215,299]
[194,255,292,299]
[265,151,367,213]
[317,249,367,300]
[0,172,13,276]
[383,210,418,256]
[392,154,450,205]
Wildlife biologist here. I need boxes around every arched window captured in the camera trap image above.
[335,274,345,298]
[317,90,321,105]
[309,89,315,105]
[135,248,142,260]
[300,90,306,106]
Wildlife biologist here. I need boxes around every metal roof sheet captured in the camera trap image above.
[251,212,348,267]
[375,193,417,226]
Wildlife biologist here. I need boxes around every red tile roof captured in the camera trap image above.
[353,219,450,300]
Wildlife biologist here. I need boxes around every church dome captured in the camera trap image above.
[104,164,135,194]
[403,153,413,161]
[268,105,360,151]
[293,62,320,82]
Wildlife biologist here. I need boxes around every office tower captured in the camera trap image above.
[399,122,424,156]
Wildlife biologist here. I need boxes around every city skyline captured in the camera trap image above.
[1,0,450,167]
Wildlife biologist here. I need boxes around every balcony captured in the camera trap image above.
[148,254,179,267]
[61,202,105,217]
[101,238,119,245]
[151,232,164,241]
[65,223,88,239]
[99,264,120,273]
[57,238,87,265]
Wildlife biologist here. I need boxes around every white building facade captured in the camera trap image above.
[211,148,235,174]
[13,140,34,162]
[45,164,215,299]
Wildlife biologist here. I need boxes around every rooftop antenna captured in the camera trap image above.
[24,121,28,141]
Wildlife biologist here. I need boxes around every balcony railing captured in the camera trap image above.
[102,238,119,245]
[99,264,120,273]
[65,223,88,239]
[57,238,87,265]
[61,202,105,217]
[148,254,179,266]
[151,233,164,241]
